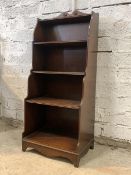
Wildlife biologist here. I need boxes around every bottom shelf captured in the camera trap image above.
[23,131,78,154]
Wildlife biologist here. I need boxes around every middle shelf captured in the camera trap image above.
[31,70,85,76]
[26,97,81,109]
[33,40,87,47]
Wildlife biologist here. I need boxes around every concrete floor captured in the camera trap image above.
[0,119,131,175]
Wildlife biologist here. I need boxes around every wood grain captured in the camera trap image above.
[23,131,78,153]
[26,97,80,109]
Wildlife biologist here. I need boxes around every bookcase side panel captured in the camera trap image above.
[78,12,99,151]
[23,102,45,136]
[26,74,46,99]
[34,21,46,42]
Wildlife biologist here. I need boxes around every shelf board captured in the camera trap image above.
[31,70,85,76]
[26,97,80,109]
[38,14,91,24]
[23,131,78,154]
[34,40,87,47]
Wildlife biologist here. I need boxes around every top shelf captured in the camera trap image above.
[38,15,91,25]
[34,40,87,47]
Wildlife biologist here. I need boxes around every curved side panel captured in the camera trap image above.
[26,73,44,99]
[23,73,46,136]
[34,20,46,42]
[78,12,99,151]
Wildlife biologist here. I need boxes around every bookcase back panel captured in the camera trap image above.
[45,23,89,41]
[28,74,83,100]
[43,106,79,138]
[33,46,87,72]
[35,22,89,42]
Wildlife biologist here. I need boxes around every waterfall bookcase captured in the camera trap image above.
[22,11,99,167]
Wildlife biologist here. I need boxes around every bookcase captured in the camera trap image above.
[22,11,99,167]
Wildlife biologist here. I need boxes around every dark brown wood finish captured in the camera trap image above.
[26,97,80,109]
[31,70,85,76]
[22,11,99,167]
[78,12,99,152]
[33,45,87,72]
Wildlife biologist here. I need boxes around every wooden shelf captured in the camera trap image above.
[26,97,80,109]
[23,131,78,153]
[31,70,85,76]
[34,40,87,47]
[38,14,91,24]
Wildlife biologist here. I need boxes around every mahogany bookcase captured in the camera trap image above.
[22,11,99,167]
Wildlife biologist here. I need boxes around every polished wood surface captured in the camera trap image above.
[22,11,99,167]
[26,97,80,109]
[34,40,87,47]
[78,12,99,152]
[23,131,78,153]
[31,70,85,76]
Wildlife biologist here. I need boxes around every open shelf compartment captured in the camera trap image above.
[24,103,79,138]
[28,74,83,101]
[34,15,91,42]
[23,130,78,154]
[33,45,87,73]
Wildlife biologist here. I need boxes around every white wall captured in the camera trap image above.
[0,0,131,143]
